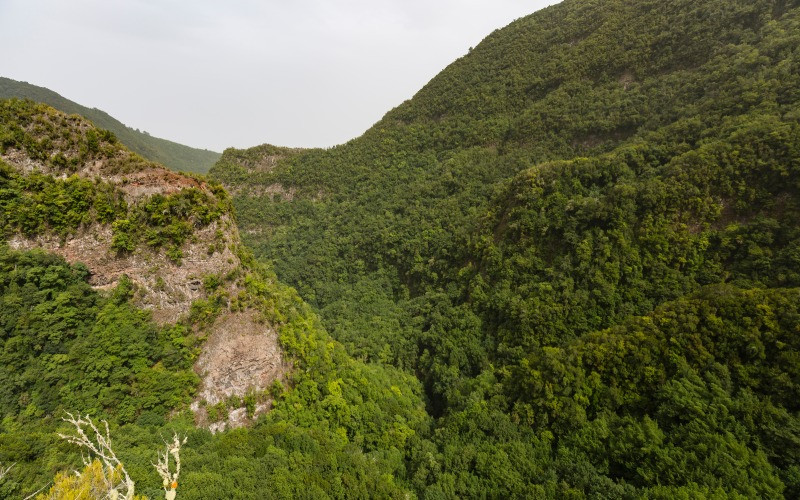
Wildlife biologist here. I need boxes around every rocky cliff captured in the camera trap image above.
[0,99,285,429]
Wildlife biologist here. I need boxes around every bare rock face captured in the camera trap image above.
[192,311,289,433]
[195,311,286,405]
[3,137,239,324]
[188,307,288,431]
[1,105,287,430]
[6,217,239,325]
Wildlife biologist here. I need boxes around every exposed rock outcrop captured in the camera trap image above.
[0,101,286,429]
[6,217,238,324]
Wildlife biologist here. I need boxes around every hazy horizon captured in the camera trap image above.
[0,1,559,152]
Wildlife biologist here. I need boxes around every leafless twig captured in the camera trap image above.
[58,412,136,500]
[0,462,13,482]
[153,433,187,500]
[22,482,50,500]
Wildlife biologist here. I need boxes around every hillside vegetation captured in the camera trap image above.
[0,77,220,173]
[210,0,800,497]
[0,101,428,499]
[1,0,799,497]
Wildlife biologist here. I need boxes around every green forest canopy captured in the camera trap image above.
[209,0,800,497]
[1,0,800,497]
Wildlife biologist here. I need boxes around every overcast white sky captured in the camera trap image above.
[0,1,559,152]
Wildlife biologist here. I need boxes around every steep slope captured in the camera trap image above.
[0,97,281,421]
[0,99,429,498]
[211,0,800,496]
[0,76,220,173]
[213,0,800,365]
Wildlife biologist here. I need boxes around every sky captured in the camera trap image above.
[0,0,559,152]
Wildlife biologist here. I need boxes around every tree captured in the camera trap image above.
[37,460,146,500]
[54,413,188,499]
[0,463,12,482]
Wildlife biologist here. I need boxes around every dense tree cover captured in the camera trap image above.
[0,247,197,496]
[214,0,800,365]
[0,155,229,265]
[208,0,800,496]
[0,245,430,498]
[397,285,800,498]
[0,77,220,173]
[0,102,432,498]
[0,162,127,238]
[2,0,800,497]
[466,114,800,353]
[210,144,306,192]
[110,186,231,263]
[509,285,800,498]
[0,99,153,175]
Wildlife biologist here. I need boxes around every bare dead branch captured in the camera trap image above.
[58,412,136,500]
[153,433,187,500]
[0,462,13,482]
[22,481,50,500]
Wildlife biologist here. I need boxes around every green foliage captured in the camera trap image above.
[108,186,232,259]
[0,101,231,263]
[0,245,432,498]
[0,98,157,175]
[4,0,800,497]
[0,247,197,423]
[111,219,137,252]
[36,460,147,500]
[509,286,800,497]
[0,246,198,497]
[0,162,127,239]
[209,0,800,497]
[107,187,230,258]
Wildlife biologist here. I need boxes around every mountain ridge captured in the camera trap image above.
[0,99,428,498]
[0,76,220,173]
[0,98,284,419]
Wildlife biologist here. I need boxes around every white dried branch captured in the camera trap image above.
[22,482,50,500]
[0,462,48,500]
[58,412,136,500]
[0,462,12,481]
[153,433,187,500]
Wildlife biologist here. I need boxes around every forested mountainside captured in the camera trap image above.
[0,100,426,498]
[1,0,799,498]
[0,77,220,174]
[210,0,800,497]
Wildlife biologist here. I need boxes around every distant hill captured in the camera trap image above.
[0,76,219,173]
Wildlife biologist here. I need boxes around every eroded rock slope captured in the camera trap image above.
[0,99,285,429]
